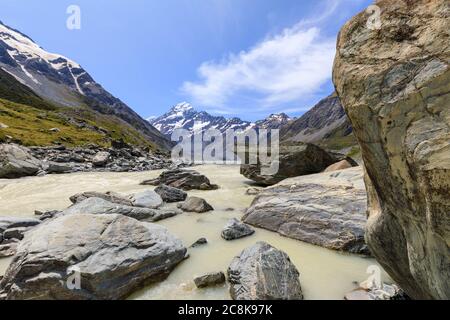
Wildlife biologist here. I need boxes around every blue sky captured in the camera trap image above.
[0,0,371,121]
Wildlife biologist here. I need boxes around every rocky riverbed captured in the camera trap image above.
[0,143,173,179]
[0,165,392,300]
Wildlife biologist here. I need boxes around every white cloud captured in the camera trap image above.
[181,16,337,114]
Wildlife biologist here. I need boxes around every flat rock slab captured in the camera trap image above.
[228,242,303,300]
[243,167,369,255]
[0,213,187,300]
[222,219,255,241]
[62,197,180,221]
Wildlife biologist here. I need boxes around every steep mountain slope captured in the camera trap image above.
[0,21,170,150]
[280,93,357,150]
[0,71,163,148]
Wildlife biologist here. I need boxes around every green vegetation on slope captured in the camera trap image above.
[0,68,160,149]
[0,98,157,149]
[0,68,57,111]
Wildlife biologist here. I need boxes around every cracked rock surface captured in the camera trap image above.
[333,0,450,299]
[0,213,186,300]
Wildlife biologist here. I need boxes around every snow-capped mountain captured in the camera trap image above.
[0,21,170,150]
[254,113,293,130]
[149,102,254,136]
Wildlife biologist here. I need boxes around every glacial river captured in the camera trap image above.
[0,165,390,300]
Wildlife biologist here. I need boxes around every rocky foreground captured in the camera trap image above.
[243,167,369,255]
[0,214,186,300]
[333,0,449,299]
[0,142,172,179]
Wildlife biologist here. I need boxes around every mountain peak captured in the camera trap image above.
[171,102,194,113]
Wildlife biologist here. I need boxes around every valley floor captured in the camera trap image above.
[0,165,390,300]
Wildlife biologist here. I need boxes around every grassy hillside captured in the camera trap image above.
[0,68,161,149]
[0,98,159,149]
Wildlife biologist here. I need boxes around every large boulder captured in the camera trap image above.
[0,214,187,300]
[243,167,369,255]
[333,0,450,299]
[0,144,41,178]
[228,242,303,300]
[240,143,337,186]
[141,169,218,191]
[62,197,180,221]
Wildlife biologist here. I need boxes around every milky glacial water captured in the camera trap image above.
[0,165,390,300]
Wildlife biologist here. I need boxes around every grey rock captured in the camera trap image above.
[0,213,187,300]
[154,184,187,203]
[92,151,110,167]
[194,272,226,288]
[141,169,218,191]
[333,0,450,299]
[240,143,337,186]
[245,188,261,196]
[0,217,41,233]
[34,210,61,221]
[190,238,208,248]
[0,241,18,258]
[243,168,369,255]
[0,122,8,129]
[0,144,41,178]
[128,190,163,209]
[178,197,214,213]
[69,191,133,206]
[3,227,29,241]
[42,161,72,174]
[228,242,303,300]
[62,197,179,221]
[222,219,255,241]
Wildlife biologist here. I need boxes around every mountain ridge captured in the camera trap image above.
[149,102,294,137]
[0,21,171,150]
